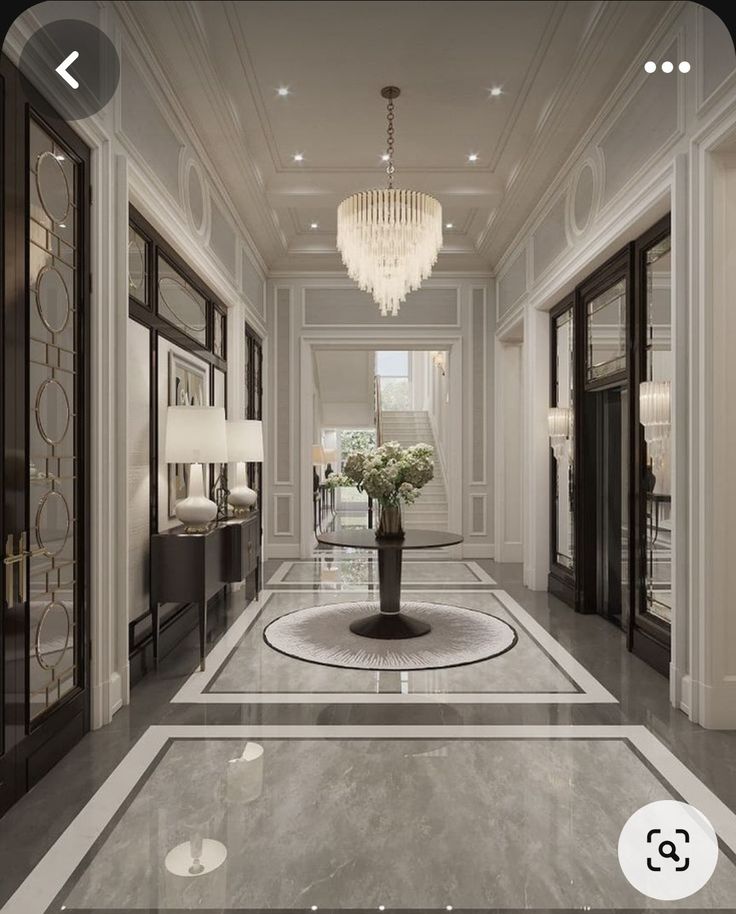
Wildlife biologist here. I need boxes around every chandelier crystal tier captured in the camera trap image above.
[336,87,442,317]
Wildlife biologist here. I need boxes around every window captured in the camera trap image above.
[376,350,410,410]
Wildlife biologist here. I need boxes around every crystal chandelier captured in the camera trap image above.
[336,87,443,317]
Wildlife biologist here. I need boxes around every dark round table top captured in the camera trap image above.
[317,528,464,551]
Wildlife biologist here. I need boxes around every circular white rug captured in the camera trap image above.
[263,601,517,671]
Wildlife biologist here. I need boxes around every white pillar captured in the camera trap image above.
[689,143,736,728]
[522,305,550,590]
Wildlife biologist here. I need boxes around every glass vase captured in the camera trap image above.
[376,503,404,539]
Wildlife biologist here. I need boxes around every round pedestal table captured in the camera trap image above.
[316,528,464,639]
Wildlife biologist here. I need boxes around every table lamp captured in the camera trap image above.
[227,419,264,515]
[165,406,228,532]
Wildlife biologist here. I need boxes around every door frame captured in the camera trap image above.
[1,54,91,813]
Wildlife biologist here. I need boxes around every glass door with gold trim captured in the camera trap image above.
[1,55,90,815]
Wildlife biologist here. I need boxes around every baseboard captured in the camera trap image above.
[695,678,736,729]
[109,672,124,716]
[461,544,494,559]
[496,542,522,563]
[265,544,301,559]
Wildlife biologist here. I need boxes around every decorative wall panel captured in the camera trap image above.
[275,288,292,484]
[120,51,182,200]
[274,494,293,536]
[304,286,458,326]
[471,288,486,484]
[127,319,151,623]
[497,249,527,319]
[699,7,736,105]
[532,194,569,279]
[209,198,236,276]
[243,246,265,318]
[599,42,679,205]
[471,494,487,536]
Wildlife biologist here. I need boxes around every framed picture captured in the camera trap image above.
[168,350,208,517]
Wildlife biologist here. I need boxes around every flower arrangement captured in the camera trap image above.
[328,441,434,538]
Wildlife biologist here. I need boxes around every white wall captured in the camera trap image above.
[265,278,494,559]
[492,2,736,727]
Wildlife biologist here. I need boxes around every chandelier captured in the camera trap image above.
[336,87,443,317]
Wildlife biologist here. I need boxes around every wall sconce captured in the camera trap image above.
[639,380,671,465]
[548,406,572,460]
[431,350,447,375]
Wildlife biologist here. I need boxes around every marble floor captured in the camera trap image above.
[2,555,736,914]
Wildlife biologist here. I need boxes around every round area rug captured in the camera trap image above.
[263,601,517,671]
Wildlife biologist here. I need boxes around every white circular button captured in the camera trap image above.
[618,800,719,900]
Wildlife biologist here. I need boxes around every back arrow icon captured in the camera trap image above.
[55,51,80,89]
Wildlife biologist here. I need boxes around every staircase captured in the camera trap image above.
[379,410,448,530]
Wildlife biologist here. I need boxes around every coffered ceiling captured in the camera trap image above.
[119,0,672,273]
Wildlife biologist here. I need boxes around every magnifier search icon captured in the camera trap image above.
[658,840,680,862]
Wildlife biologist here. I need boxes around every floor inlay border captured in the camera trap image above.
[265,559,497,587]
[5,725,736,914]
[171,589,617,704]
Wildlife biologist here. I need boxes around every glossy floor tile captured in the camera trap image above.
[7,726,736,912]
[2,558,736,914]
[172,588,615,703]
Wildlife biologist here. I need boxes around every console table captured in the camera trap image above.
[151,511,261,670]
[316,528,463,639]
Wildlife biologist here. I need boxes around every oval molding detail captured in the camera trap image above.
[180,151,210,238]
[568,159,599,238]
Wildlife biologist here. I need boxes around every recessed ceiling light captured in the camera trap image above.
[679,60,691,73]
[661,60,674,74]
[445,222,453,229]
[468,153,478,162]
[293,153,304,162]
[277,86,289,96]
[644,60,657,73]
[489,86,502,96]
[310,222,319,229]
[59,222,67,228]
[381,153,390,161]
[55,154,65,161]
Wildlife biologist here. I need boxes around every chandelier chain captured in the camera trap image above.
[386,97,395,189]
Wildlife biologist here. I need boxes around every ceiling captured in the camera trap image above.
[120,0,672,272]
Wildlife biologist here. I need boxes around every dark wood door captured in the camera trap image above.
[1,55,90,816]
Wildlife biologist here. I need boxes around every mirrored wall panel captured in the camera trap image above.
[552,308,574,571]
[128,225,148,305]
[641,235,672,625]
[157,256,207,345]
[587,279,627,382]
[28,119,80,720]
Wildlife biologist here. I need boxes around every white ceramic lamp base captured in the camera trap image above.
[175,462,218,533]
[228,462,257,516]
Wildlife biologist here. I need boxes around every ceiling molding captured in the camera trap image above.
[117,0,288,267]
[489,0,685,277]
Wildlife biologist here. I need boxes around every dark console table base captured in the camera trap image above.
[317,528,463,640]
[151,512,261,670]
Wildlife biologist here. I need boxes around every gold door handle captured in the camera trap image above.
[4,534,23,605]
[4,532,46,604]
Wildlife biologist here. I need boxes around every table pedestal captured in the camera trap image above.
[348,546,431,639]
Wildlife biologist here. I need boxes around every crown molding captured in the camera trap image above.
[116,0,285,270]
[486,1,686,275]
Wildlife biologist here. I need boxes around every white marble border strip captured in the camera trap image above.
[171,588,617,704]
[5,724,736,914]
[265,559,497,587]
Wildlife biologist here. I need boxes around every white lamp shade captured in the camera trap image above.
[639,380,671,427]
[548,406,571,439]
[312,445,326,464]
[227,420,264,463]
[165,406,228,464]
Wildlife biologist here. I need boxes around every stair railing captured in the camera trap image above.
[373,375,383,446]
